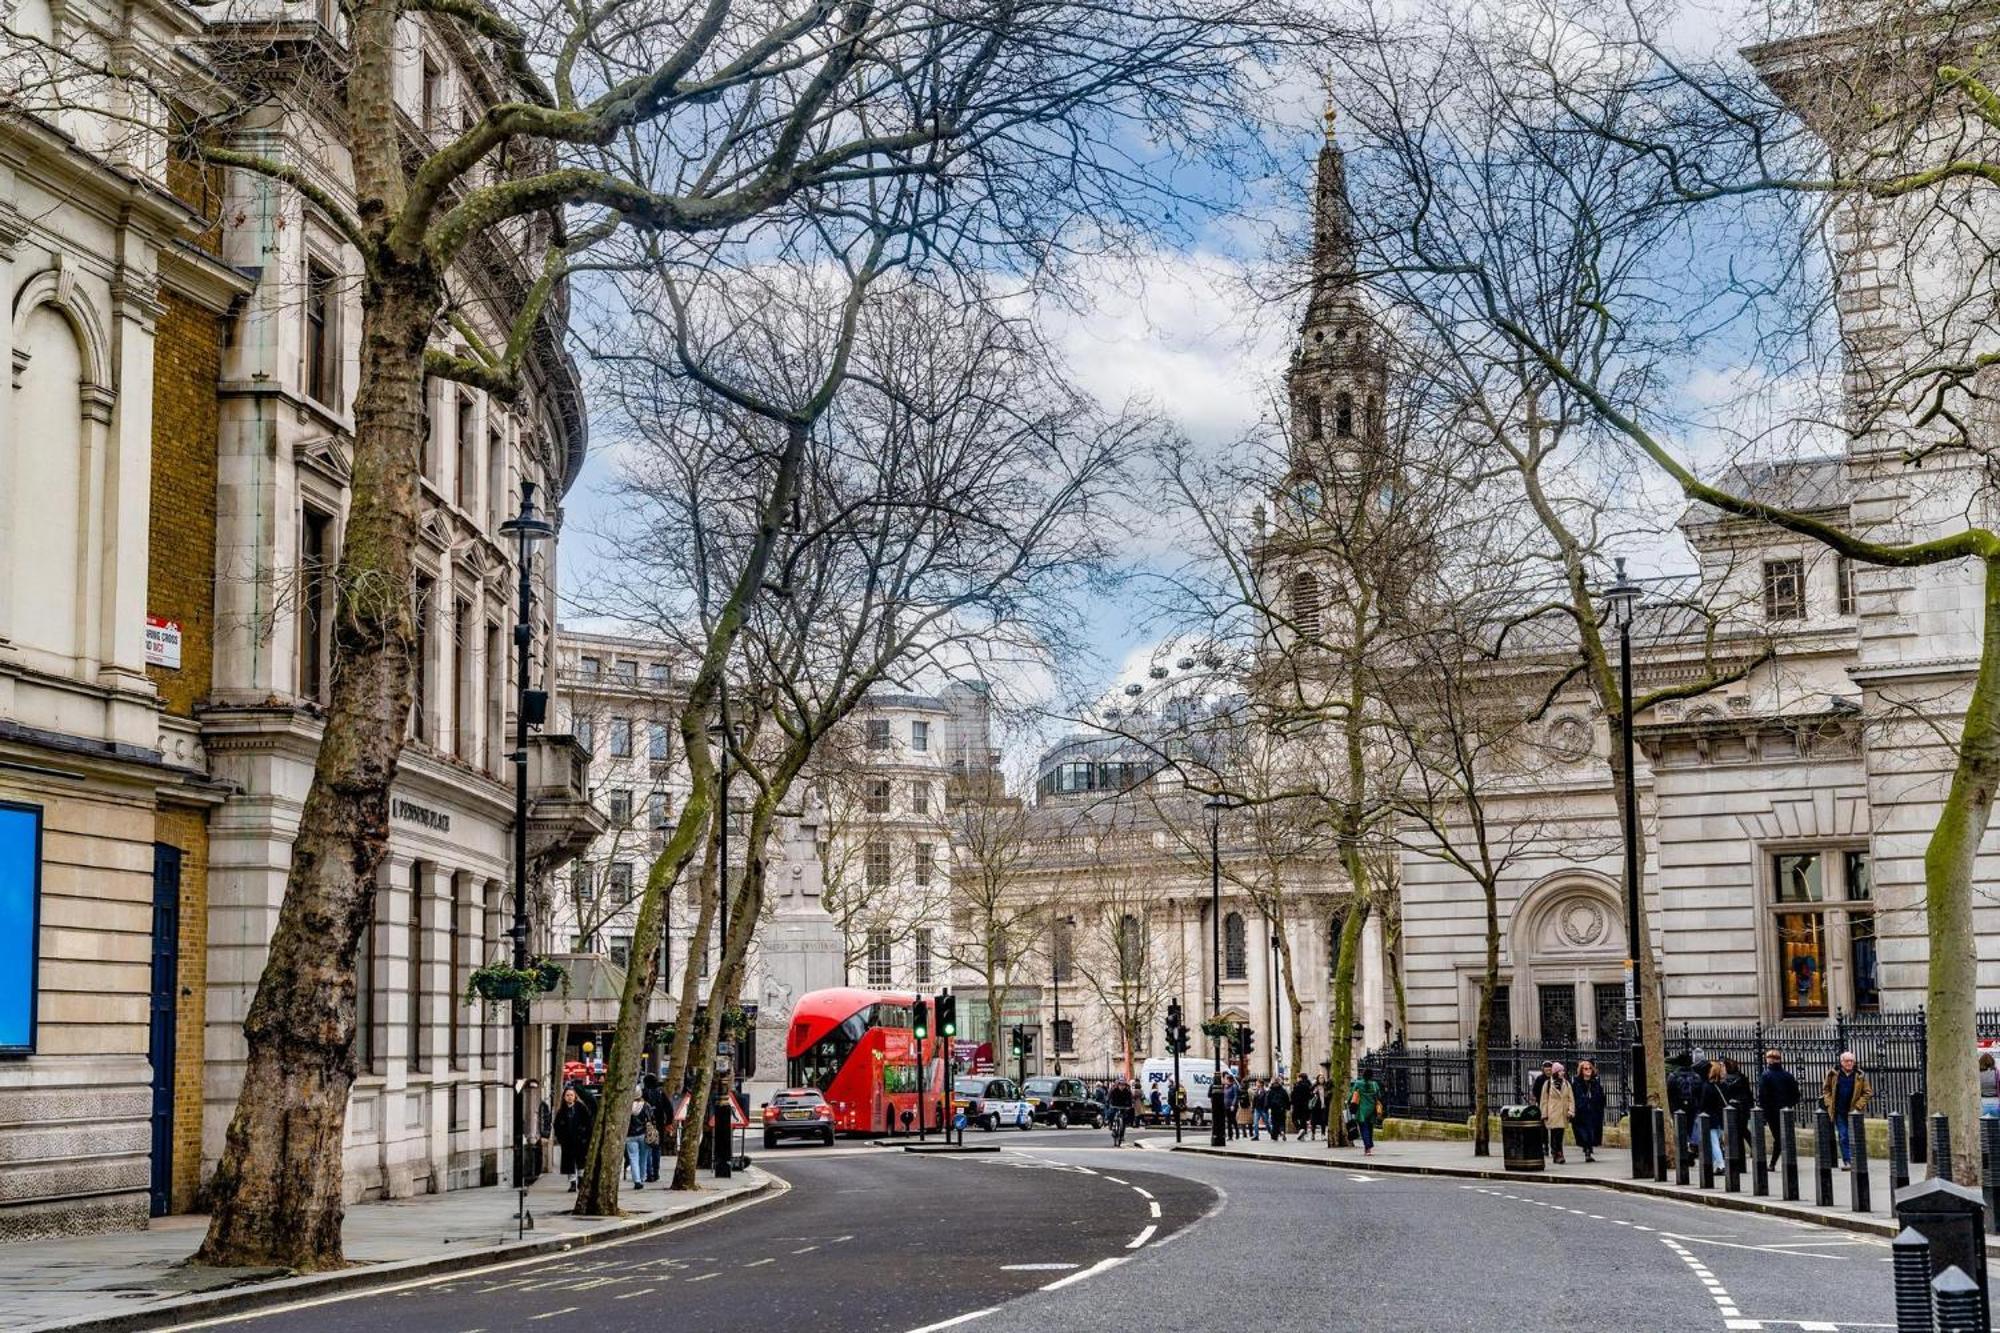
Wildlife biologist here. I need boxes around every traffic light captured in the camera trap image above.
[1170,1023,1190,1056]
[1238,1025,1256,1058]
[913,998,929,1041]
[1009,1025,1024,1059]
[937,993,957,1038]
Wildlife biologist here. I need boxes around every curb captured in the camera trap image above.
[1169,1145,1970,1247]
[900,1143,1000,1154]
[21,1176,785,1333]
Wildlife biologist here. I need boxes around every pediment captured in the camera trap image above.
[294,435,352,484]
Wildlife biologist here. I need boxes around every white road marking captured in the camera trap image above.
[1149,1200,1161,1218]
[1127,1225,1157,1248]
[900,1307,1001,1332]
[1131,1186,1153,1199]
[1104,1176,1130,1185]
[745,1257,774,1267]
[615,1289,657,1300]
[686,1273,719,1283]
[530,1310,577,1321]
[1040,1256,1130,1291]
[792,1245,819,1254]
[1000,1263,1080,1271]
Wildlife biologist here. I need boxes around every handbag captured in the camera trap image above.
[643,1120,660,1146]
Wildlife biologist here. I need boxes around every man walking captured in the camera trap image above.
[1269,1076,1289,1140]
[1224,1074,1240,1140]
[1821,1051,1872,1169]
[1757,1048,1801,1170]
[1250,1080,1272,1140]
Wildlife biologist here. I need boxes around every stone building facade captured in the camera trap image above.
[0,0,594,1238]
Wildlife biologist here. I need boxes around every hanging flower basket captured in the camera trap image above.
[465,958,568,1010]
[1199,1017,1237,1041]
[717,1005,752,1040]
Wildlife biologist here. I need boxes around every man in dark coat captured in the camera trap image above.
[1756,1048,1801,1170]
[1570,1059,1608,1163]
[1291,1075,1313,1140]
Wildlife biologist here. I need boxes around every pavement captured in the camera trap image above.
[1176,1126,1958,1243]
[0,1168,776,1333]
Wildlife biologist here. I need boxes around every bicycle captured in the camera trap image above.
[1108,1107,1127,1147]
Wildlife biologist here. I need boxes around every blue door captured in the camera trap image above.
[148,845,181,1217]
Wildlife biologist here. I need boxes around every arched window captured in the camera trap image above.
[1290,570,1322,640]
[1224,911,1247,980]
[1119,913,1143,977]
[1305,395,1323,440]
[1334,391,1355,438]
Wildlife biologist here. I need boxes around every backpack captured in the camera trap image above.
[1668,1066,1705,1112]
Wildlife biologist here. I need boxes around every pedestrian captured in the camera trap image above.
[1571,1059,1607,1164]
[1268,1077,1289,1140]
[1225,1074,1242,1139]
[1699,1061,1728,1170]
[1149,1084,1164,1123]
[624,1088,654,1189]
[1819,1051,1872,1168]
[1980,1052,1999,1118]
[1667,1053,1707,1159]
[1348,1063,1384,1155]
[1291,1073,1312,1141]
[642,1072,667,1182]
[553,1085,594,1192]
[1538,1061,1575,1164]
[1530,1060,1554,1105]
[1757,1048,1801,1170]
[1719,1058,1755,1173]
[1250,1080,1271,1140]
[1310,1076,1330,1140]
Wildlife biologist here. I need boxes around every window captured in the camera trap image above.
[609,716,633,757]
[1486,982,1512,1045]
[864,779,892,815]
[1223,911,1247,980]
[613,659,638,683]
[455,392,477,511]
[487,427,505,532]
[1054,1018,1074,1054]
[484,622,502,771]
[1334,391,1354,438]
[411,576,434,744]
[1770,849,1875,1017]
[910,781,930,815]
[298,507,334,704]
[865,840,890,888]
[867,929,892,987]
[575,717,594,754]
[911,720,930,752]
[915,929,933,985]
[1119,913,1143,977]
[866,718,891,750]
[452,596,473,759]
[448,873,466,1065]
[649,792,670,830]
[1836,555,1856,616]
[607,789,633,826]
[421,55,444,131]
[1763,558,1805,621]
[1290,569,1323,640]
[912,841,934,887]
[609,935,632,969]
[303,259,341,408]
[580,656,601,678]
[650,721,671,761]
[1305,395,1323,441]
[648,661,670,685]
[407,862,427,1070]
[608,861,634,902]
[356,888,377,1069]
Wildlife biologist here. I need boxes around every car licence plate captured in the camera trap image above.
[783,1109,811,1120]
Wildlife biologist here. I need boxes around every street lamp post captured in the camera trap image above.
[1205,795,1231,1147]
[498,483,553,1240]
[1604,558,1652,1181]
[708,685,737,1180]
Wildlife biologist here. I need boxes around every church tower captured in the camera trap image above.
[1286,107,1388,482]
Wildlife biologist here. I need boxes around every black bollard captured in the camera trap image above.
[1751,1109,1770,1197]
[1893,1226,1935,1333]
[1816,1110,1836,1208]
[1913,1092,1929,1166]
[1893,1112,1913,1198]
[1699,1113,1717,1190]
[1726,1107,1743,1192]
[1676,1110,1692,1186]
[1932,1114,1953,1183]
[1853,1112,1873,1213]
[1782,1109,1802,1202]
[1653,1106,1669,1182]
[1932,1266,1982,1333]
[1982,1116,2000,1232]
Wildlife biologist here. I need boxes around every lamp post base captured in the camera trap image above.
[1628,1038,1651,1180]
[1210,1086,1227,1147]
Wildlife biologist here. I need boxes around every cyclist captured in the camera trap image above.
[1108,1077,1135,1146]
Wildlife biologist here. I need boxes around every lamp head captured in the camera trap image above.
[499,481,555,544]
[1603,556,1642,628]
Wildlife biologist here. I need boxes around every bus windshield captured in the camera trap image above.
[788,1007,874,1090]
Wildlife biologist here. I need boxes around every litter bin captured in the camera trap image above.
[1501,1104,1547,1172]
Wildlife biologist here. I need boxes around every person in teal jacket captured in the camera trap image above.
[1348,1066,1384,1154]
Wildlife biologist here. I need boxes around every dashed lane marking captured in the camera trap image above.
[529,1310,577,1322]
[793,1244,819,1253]
[1000,1263,1081,1271]
[685,1273,719,1283]
[901,1307,1001,1332]
[744,1258,774,1267]
[1149,1201,1161,1218]
[1126,1224,1157,1248]
[1041,1256,1131,1291]
[615,1289,657,1300]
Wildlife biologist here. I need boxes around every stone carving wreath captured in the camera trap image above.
[1556,899,1608,948]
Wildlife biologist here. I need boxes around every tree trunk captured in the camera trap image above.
[1276,925,1305,1079]
[1326,884,1370,1148]
[1606,734,1670,1159]
[1925,559,2000,1186]
[1473,877,1499,1156]
[660,816,721,1124]
[197,273,433,1270]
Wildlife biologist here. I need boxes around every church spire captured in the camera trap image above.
[1309,99,1358,320]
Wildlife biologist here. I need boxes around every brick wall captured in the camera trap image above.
[146,293,220,716]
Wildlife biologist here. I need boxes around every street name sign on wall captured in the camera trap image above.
[143,616,181,669]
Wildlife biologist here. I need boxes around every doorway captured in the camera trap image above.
[148,845,182,1217]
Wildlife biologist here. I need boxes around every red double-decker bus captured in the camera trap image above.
[785,988,943,1135]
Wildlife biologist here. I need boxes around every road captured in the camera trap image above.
[189,1131,1899,1333]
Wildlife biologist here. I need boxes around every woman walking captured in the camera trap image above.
[1571,1060,1607,1164]
[1701,1061,1729,1171]
[1291,1074,1313,1142]
[553,1085,594,1192]
[1538,1061,1575,1164]
[1719,1058,1756,1172]
[624,1088,654,1189]
[1347,1065,1384,1155]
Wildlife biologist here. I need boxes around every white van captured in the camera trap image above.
[1137,1059,1215,1123]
